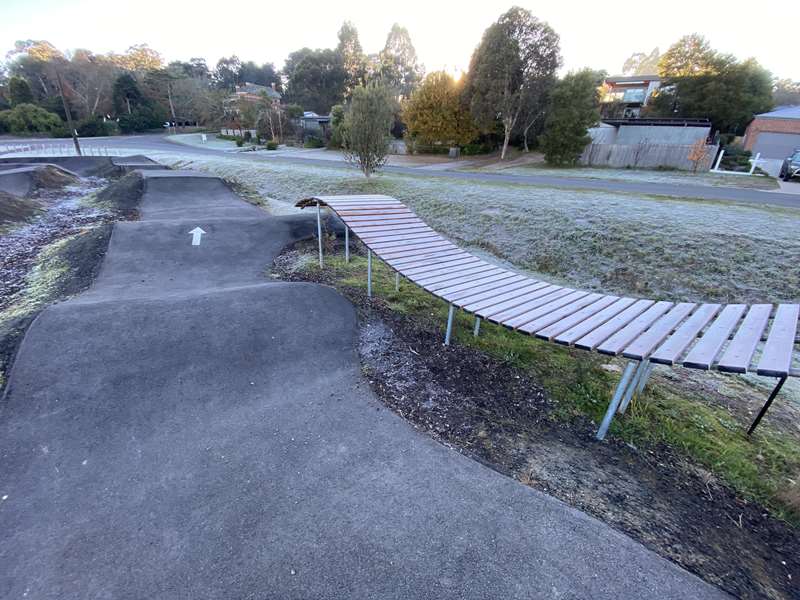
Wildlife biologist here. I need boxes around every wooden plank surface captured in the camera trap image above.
[648,304,721,365]
[621,303,696,360]
[434,271,518,297]
[505,291,590,330]
[536,296,628,341]
[756,304,799,377]
[414,264,499,287]
[448,275,531,304]
[682,304,747,370]
[717,304,772,373]
[595,301,674,355]
[460,281,549,312]
[401,256,484,278]
[487,288,574,323]
[517,293,606,334]
[565,299,653,349]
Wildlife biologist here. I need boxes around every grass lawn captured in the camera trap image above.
[473,162,781,190]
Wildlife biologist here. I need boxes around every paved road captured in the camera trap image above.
[17,133,800,210]
[0,164,729,599]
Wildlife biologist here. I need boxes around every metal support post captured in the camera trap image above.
[596,362,638,441]
[618,360,648,415]
[395,272,400,292]
[444,304,455,345]
[345,227,350,263]
[747,375,788,435]
[316,201,323,268]
[473,317,481,337]
[367,249,372,298]
[635,362,654,395]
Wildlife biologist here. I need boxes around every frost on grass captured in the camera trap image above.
[486,164,781,191]
[135,150,800,306]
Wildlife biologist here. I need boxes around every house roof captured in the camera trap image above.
[605,75,660,84]
[235,82,281,99]
[754,105,800,120]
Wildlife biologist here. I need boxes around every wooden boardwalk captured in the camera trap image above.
[297,194,799,437]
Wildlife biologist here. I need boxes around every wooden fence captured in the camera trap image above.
[580,143,719,171]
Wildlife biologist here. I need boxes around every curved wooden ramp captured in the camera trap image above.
[297,194,799,438]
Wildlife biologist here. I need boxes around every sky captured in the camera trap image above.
[1,0,796,79]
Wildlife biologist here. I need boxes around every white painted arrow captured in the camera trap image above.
[189,227,206,246]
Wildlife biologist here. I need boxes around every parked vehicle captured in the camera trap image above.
[779,149,800,181]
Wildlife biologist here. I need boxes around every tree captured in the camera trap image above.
[377,24,423,97]
[403,71,477,147]
[773,79,800,107]
[658,34,718,78]
[213,55,242,90]
[687,138,710,173]
[650,57,773,133]
[239,61,280,88]
[464,7,561,159]
[540,69,600,166]
[342,83,396,177]
[112,73,145,114]
[337,21,366,94]
[62,50,117,118]
[622,48,660,76]
[8,76,34,106]
[284,48,346,114]
[109,44,163,72]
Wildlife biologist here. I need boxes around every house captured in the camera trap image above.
[601,75,661,118]
[230,82,281,103]
[743,106,800,160]
[298,111,331,135]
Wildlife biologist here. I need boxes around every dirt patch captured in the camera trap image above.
[32,164,80,190]
[274,242,799,600]
[0,191,42,228]
[91,172,144,218]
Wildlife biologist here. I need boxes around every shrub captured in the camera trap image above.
[303,136,324,149]
[461,142,493,155]
[243,130,252,141]
[0,103,63,134]
[342,83,396,177]
[266,140,279,150]
[117,105,168,134]
[235,138,244,147]
[76,116,115,137]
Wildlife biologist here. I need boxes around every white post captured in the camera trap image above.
[749,152,760,175]
[345,227,350,263]
[367,250,372,298]
[316,201,323,267]
[395,272,400,292]
[473,317,481,337]
[713,149,724,171]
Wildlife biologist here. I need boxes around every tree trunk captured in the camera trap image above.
[126,97,131,115]
[501,121,512,160]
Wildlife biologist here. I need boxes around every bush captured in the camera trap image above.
[76,116,115,137]
[117,104,168,134]
[243,130,252,141]
[266,140,279,150]
[303,135,324,149]
[0,103,63,134]
[235,138,244,147]
[461,142,493,155]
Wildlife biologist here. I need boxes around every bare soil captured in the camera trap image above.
[275,242,800,600]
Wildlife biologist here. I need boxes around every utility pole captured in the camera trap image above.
[55,69,82,156]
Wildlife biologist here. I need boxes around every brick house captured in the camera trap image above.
[743,106,800,158]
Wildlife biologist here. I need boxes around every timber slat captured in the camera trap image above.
[570,299,655,350]
[518,293,606,334]
[649,304,721,365]
[756,304,799,377]
[717,304,772,373]
[621,303,696,360]
[535,296,627,341]
[682,304,747,370]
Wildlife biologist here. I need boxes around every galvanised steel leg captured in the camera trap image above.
[345,227,350,263]
[395,272,400,292]
[367,249,372,298]
[636,362,654,395]
[444,304,455,345]
[473,317,481,337]
[596,362,638,441]
[316,201,323,268]
[618,360,648,415]
[747,375,788,435]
